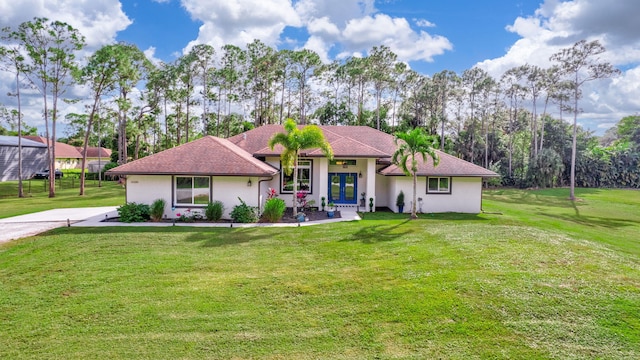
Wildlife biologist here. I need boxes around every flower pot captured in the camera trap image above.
[327,210,334,218]
[398,205,404,213]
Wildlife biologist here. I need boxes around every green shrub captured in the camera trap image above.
[149,198,166,222]
[230,197,258,223]
[205,201,225,221]
[117,202,150,223]
[101,162,118,180]
[396,190,405,207]
[261,198,286,222]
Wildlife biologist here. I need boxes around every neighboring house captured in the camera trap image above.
[23,136,111,170]
[79,147,112,172]
[24,136,82,169]
[107,125,498,219]
[0,135,48,181]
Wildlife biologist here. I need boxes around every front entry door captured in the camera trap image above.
[328,173,358,204]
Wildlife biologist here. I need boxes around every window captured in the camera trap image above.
[330,159,356,166]
[281,160,312,193]
[427,177,451,194]
[175,176,210,205]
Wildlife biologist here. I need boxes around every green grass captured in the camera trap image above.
[0,188,639,359]
[482,188,640,255]
[0,179,125,219]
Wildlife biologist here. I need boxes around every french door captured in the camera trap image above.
[328,173,357,204]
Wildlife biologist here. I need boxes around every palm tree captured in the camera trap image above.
[268,118,333,217]
[392,127,439,219]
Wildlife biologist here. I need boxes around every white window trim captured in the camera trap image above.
[427,176,451,194]
[174,176,211,206]
[281,159,313,194]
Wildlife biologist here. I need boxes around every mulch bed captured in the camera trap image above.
[277,208,341,223]
[103,208,341,224]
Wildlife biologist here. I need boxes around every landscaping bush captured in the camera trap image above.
[149,198,166,222]
[117,202,150,223]
[395,190,405,208]
[205,201,225,221]
[230,197,258,223]
[101,162,118,180]
[261,198,286,222]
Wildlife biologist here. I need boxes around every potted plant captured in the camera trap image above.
[327,202,335,218]
[396,191,405,213]
[321,196,326,211]
[369,197,374,212]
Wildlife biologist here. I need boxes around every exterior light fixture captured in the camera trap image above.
[247,178,252,187]
[358,171,362,178]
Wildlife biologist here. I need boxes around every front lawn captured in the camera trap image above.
[0,188,638,358]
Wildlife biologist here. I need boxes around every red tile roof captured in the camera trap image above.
[106,126,497,178]
[24,136,82,158]
[106,136,278,176]
[228,124,394,158]
[77,147,112,158]
[379,150,499,177]
[229,125,497,177]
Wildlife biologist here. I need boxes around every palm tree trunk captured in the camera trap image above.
[411,173,418,219]
[292,157,299,217]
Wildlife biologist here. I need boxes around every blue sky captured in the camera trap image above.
[118,1,200,61]
[1,0,640,135]
[116,0,541,75]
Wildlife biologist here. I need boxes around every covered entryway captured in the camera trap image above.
[328,172,358,204]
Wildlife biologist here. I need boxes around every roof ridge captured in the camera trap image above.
[307,135,389,157]
[209,136,279,172]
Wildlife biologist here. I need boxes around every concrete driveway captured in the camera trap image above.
[0,207,118,244]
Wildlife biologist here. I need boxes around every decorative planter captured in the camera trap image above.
[297,214,306,222]
[327,210,334,218]
[398,205,404,213]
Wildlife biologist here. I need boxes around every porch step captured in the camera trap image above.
[333,204,363,211]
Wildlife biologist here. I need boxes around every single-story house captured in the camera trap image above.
[107,125,498,219]
[23,136,111,170]
[24,136,82,169]
[0,135,48,181]
[81,147,113,172]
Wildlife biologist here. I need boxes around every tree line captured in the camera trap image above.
[1,17,638,198]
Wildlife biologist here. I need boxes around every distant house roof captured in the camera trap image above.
[77,146,112,158]
[0,135,47,148]
[107,136,279,176]
[378,150,499,177]
[23,136,82,158]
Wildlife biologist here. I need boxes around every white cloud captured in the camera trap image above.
[300,16,341,62]
[414,18,436,28]
[143,47,164,67]
[182,0,301,51]
[477,0,640,133]
[0,0,131,135]
[0,0,131,49]
[295,0,376,26]
[342,14,452,62]
[307,16,341,39]
[301,36,333,63]
[179,0,451,66]
[481,0,640,74]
